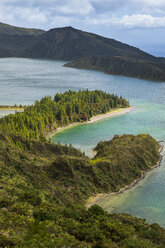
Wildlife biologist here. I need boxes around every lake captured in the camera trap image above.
[1,58,165,227]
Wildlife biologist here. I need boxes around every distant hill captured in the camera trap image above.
[0,22,44,36]
[0,22,45,57]
[19,26,155,61]
[65,55,165,82]
[0,23,165,81]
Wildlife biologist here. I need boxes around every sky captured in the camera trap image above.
[1,0,165,56]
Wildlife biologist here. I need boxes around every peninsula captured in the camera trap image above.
[0,90,129,140]
[87,143,163,209]
[0,90,165,247]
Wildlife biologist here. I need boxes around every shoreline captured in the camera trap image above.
[86,145,163,209]
[47,106,133,139]
[0,106,24,111]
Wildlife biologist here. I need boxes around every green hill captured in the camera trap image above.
[0,90,164,247]
[0,130,163,247]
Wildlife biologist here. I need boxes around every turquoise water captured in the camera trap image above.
[1,58,165,227]
[53,103,165,227]
[52,103,165,157]
[0,110,15,118]
[97,147,165,227]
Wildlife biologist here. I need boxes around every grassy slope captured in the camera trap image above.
[0,132,164,247]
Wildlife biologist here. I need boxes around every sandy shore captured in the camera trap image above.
[47,106,133,139]
[87,107,133,124]
[86,145,163,209]
[0,106,24,111]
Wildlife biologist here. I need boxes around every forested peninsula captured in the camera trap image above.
[0,90,129,141]
[0,90,165,247]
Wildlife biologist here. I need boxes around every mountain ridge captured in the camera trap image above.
[0,22,45,57]
[19,25,156,61]
[0,22,165,81]
[0,22,45,36]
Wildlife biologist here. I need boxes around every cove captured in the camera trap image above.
[1,58,165,227]
[51,102,165,157]
[52,101,165,228]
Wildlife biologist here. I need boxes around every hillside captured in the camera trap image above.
[0,90,164,246]
[19,26,155,61]
[0,22,45,36]
[0,131,164,247]
[0,22,45,57]
[65,55,165,81]
[0,23,165,81]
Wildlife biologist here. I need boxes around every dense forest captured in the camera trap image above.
[0,90,129,141]
[0,90,164,247]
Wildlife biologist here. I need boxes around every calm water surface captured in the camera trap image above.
[1,58,165,227]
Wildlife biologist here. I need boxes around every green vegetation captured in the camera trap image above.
[0,90,129,140]
[0,130,163,247]
[0,90,164,247]
[92,134,161,192]
[65,55,165,82]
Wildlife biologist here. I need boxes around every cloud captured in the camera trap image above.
[134,0,165,7]
[0,0,94,28]
[14,7,48,23]
[55,0,94,15]
[90,0,165,16]
[50,16,73,27]
[91,0,165,8]
[1,0,94,15]
[89,14,165,28]
[119,14,165,28]
[0,0,165,31]
[0,5,48,26]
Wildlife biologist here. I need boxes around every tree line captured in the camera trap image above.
[0,90,129,140]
